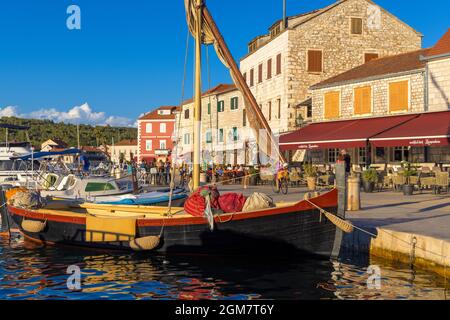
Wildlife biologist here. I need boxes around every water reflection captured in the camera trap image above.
[0,237,447,300]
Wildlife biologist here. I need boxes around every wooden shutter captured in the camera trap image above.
[324,91,340,119]
[250,69,254,86]
[308,50,323,73]
[267,59,272,79]
[258,64,263,83]
[243,72,247,84]
[243,109,246,126]
[276,54,281,75]
[389,81,409,112]
[351,18,363,34]
[364,53,379,63]
[268,102,272,121]
[354,86,372,115]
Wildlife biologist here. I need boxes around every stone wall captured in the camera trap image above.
[240,0,422,132]
[311,71,426,121]
[427,57,450,111]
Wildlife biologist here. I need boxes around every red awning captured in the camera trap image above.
[279,114,417,151]
[370,111,450,147]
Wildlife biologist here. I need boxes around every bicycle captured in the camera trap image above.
[272,169,289,195]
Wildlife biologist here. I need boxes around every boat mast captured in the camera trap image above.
[192,0,203,190]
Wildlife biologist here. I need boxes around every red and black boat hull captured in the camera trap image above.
[7,189,342,258]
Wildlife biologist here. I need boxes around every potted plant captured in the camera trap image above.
[400,161,417,196]
[362,169,378,193]
[303,163,317,191]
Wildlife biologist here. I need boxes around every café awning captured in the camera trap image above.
[279,114,417,151]
[370,111,450,147]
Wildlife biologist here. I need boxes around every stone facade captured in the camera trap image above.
[240,0,422,133]
[311,71,426,121]
[427,57,450,111]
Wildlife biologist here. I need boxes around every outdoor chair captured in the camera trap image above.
[436,172,449,193]
[392,174,406,191]
[289,169,301,187]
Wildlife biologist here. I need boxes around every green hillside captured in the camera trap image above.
[0,117,137,149]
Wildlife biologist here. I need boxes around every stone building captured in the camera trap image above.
[175,84,256,166]
[280,30,450,166]
[108,139,138,164]
[424,29,450,112]
[239,0,422,134]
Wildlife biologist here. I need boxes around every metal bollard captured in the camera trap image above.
[346,176,361,211]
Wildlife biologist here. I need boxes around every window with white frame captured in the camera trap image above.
[184,133,190,145]
[146,140,152,151]
[146,123,152,133]
[160,140,167,150]
[328,148,340,163]
[358,147,367,165]
[160,123,166,133]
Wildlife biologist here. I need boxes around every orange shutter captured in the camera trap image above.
[324,91,340,119]
[389,81,409,112]
[354,86,372,115]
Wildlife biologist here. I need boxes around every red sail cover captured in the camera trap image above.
[279,114,417,150]
[370,111,450,147]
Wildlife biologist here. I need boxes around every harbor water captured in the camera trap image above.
[0,236,448,300]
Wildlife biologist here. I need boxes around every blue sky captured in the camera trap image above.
[0,0,448,126]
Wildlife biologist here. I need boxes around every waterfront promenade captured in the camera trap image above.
[209,184,450,278]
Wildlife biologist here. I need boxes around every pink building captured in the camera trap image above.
[137,106,179,163]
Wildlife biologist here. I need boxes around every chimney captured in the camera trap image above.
[283,0,287,30]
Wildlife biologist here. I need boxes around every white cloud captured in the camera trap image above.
[0,106,20,117]
[0,103,136,128]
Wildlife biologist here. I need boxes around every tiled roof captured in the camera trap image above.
[139,106,178,120]
[311,49,429,89]
[115,139,137,146]
[181,84,237,105]
[426,29,450,57]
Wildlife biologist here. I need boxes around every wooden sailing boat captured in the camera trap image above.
[6,0,345,257]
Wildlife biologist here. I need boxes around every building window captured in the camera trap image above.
[354,86,372,115]
[243,72,247,84]
[218,129,224,143]
[184,109,189,119]
[307,105,313,118]
[393,147,409,162]
[207,103,211,115]
[307,50,323,73]
[160,140,166,150]
[206,131,212,143]
[232,127,239,141]
[146,140,152,151]
[258,64,263,83]
[358,147,367,165]
[268,101,272,121]
[389,80,409,112]
[230,97,239,110]
[324,91,340,119]
[351,17,363,35]
[250,69,254,86]
[146,123,152,133]
[217,100,225,112]
[328,148,340,163]
[277,99,281,119]
[184,133,190,145]
[276,54,282,75]
[160,123,166,133]
[267,59,272,79]
[243,109,247,127]
[364,53,379,63]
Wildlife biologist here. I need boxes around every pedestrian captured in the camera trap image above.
[337,149,352,174]
[165,161,171,185]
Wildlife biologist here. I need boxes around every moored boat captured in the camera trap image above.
[7,188,341,257]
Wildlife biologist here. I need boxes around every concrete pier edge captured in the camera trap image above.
[343,226,450,279]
